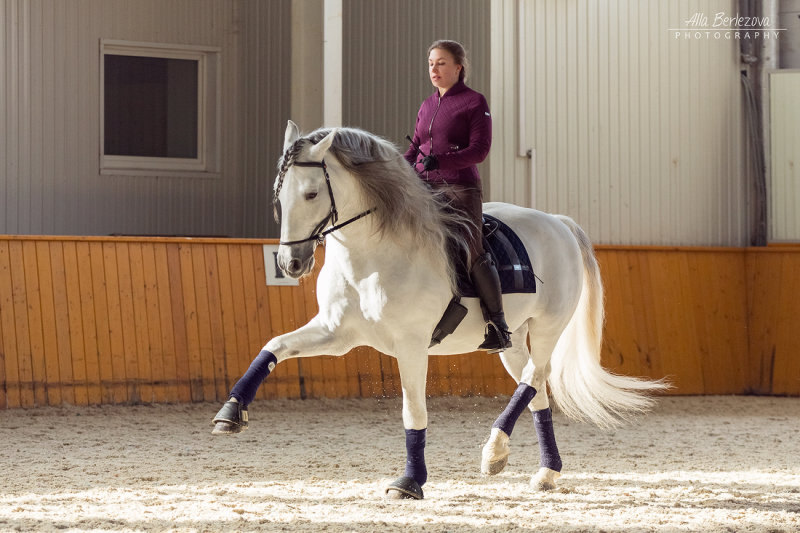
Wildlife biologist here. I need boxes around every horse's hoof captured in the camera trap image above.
[483,455,509,475]
[531,467,561,491]
[211,421,242,435]
[385,476,424,500]
[481,428,510,475]
[211,400,248,435]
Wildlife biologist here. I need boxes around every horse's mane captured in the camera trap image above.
[276,127,472,294]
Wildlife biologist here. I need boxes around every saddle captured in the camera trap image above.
[457,214,537,297]
[430,214,537,347]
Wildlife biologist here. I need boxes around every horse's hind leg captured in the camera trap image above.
[527,328,563,491]
[530,405,562,491]
[481,321,563,490]
[480,324,533,475]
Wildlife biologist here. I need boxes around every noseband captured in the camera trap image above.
[277,159,374,246]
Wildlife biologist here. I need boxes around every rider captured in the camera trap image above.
[404,39,511,353]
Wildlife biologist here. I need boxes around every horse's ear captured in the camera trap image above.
[308,129,337,161]
[284,120,300,151]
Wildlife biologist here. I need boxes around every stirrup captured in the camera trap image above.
[478,323,512,354]
[211,399,249,434]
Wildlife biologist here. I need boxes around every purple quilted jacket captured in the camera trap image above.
[404,80,492,186]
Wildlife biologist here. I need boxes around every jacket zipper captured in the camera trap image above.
[426,94,442,179]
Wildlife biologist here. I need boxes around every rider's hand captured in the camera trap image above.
[421,155,439,171]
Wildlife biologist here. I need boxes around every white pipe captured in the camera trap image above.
[762,0,779,70]
[761,0,779,243]
[517,0,534,208]
[517,0,528,158]
[323,0,343,127]
[529,148,537,208]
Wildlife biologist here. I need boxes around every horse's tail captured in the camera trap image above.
[547,215,669,428]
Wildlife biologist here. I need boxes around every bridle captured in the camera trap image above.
[277,159,374,246]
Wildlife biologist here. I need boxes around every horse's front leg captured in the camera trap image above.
[385,345,429,500]
[211,316,354,434]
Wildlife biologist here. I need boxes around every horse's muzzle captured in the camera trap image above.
[276,244,315,278]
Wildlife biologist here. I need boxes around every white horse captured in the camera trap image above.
[212,121,667,499]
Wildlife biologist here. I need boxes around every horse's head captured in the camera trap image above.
[273,121,338,278]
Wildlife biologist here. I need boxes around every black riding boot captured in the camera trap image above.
[471,253,512,353]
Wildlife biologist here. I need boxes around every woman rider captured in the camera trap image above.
[404,39,511,353]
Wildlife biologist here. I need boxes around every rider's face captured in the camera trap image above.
[428,48,461,95]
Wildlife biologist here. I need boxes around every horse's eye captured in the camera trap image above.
[305,192,318,201]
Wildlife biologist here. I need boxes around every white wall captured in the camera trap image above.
[341,0,491,166]
[769,70,800,241]
[2,0,761,244]
[0,0,290,237]
[491,0,749,246]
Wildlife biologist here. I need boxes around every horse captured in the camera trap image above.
[211,121,668,499]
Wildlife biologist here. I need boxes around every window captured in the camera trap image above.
[101,40,219,174]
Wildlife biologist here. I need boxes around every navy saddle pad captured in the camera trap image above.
[457,214,537,297]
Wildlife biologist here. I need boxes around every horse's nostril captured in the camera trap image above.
[288,258,302,273]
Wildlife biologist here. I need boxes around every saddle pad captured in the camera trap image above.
[457,214,537,297]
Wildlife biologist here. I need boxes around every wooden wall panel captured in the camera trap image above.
[61,241,87,405]
[1,237,798,410]
[128,243,154,403]
[35,240,60,405]
[8,241,34,406]
[22,241,46,406]
[0,241,21,408]
[354,348,380,398]
[177,243,202,402]
[49,242,74,405]
[189,244,215,402]
[222,245,251,398]
[213,244,237,399]
[75,241,102,405]
[596,248,751,395]
[166,244,191,404]
[153,243,179,403]
[88,242,112,404]
[242,245,271,400]
[101,242,124,403]
[115,243,139,403]
[141,244,165,403]
[746,247,800,395]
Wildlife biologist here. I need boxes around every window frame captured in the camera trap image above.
[100,40,220,175]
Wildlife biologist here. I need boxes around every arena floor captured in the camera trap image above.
[1,395,798,532]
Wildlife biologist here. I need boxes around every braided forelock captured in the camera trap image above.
[273,137,311,222]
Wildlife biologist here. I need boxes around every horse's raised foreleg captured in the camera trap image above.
[211,317,354,435]
[385,348,429,500]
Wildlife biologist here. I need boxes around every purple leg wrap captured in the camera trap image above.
[492,383,537,436]
[229,350,278,406]
[403,428,428,486]
[533,408,562,472]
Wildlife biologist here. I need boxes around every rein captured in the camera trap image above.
[277,159,375,246]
